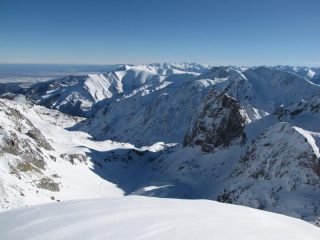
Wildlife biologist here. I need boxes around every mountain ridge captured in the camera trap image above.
[0,63,319,226]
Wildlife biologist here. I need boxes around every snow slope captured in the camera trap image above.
[25,74,123,116]
[218,123,320,220]
[274,66,320,84]
[199,66,320,115]
[0,96,177,211]
[21,63,210,117]
[0,97,126,210]
[75,76,215,145]
[1,196,320,240]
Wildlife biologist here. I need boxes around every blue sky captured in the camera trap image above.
[0,0,319,66]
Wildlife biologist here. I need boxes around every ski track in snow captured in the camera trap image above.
[92,180,105,198]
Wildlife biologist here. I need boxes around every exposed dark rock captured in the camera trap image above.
[274,96,320,121]
[218,123,320,220]
[184,90,246,152]
[217,189,234,204]
[60,153,88,165]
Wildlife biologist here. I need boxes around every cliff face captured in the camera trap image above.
[184,90,247,152]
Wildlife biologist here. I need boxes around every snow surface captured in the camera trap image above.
[0,97,178,211]
[1,196,320,240]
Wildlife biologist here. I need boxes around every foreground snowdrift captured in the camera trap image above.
[1,196,320,240]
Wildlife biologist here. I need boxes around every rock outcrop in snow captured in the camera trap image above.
[0,98,58,209]
[218,122,320,220]
[184,90,246,152]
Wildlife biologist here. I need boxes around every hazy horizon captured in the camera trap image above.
[0,62,320,68]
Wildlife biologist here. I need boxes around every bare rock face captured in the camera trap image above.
[275,96,320,121]
[184,90,246,152]
[0,101,53,173]
[0,99,61,198]
[60,153,88,165]
[37,177,60,192]
[217,122,320,221]
[26,128,53,151]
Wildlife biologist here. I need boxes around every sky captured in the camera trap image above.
[0,0,320,66]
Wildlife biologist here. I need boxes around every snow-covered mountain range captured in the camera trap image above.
[18,63,208,117]
[0,63,320,232]
[274,65,320,85]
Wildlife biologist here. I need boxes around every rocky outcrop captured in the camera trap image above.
[184,90,246,152]
[0,101,53,173]
[0,98,101,210]
[37,177,60,192]
[60,153,88,165]
[218,122,320,221]
[26,129,53,151]
[275,96,320,121]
